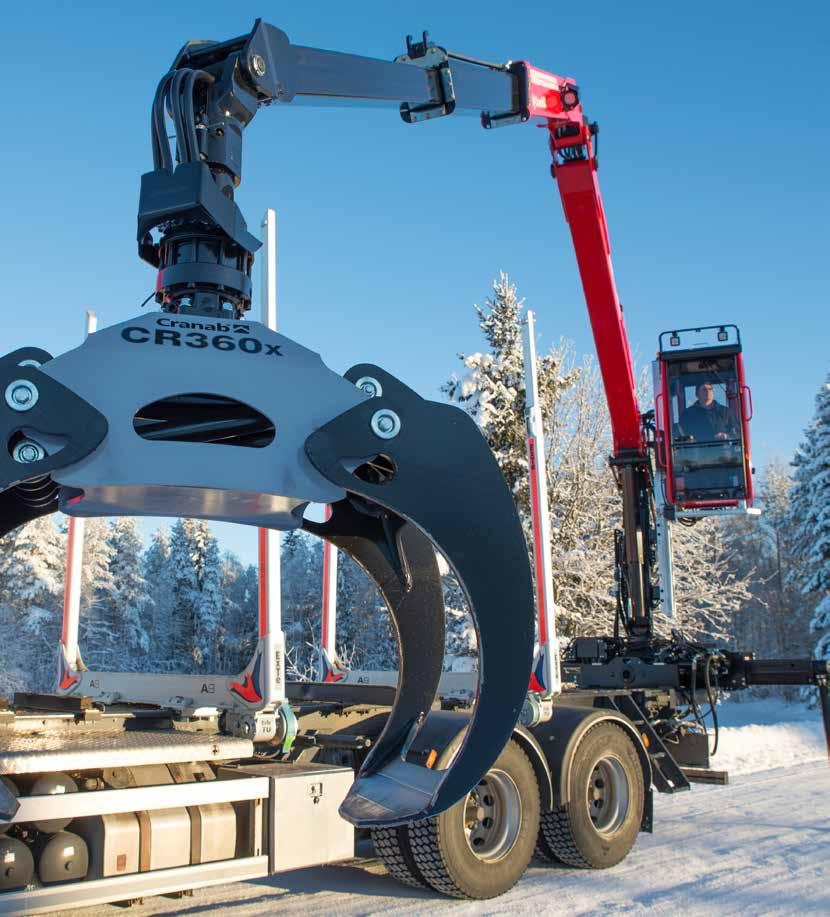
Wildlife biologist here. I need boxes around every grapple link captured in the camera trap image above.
[0,315,534,827]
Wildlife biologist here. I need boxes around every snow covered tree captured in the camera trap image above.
[445,274,752,644]
[105,518,150,666]
[280,529,322,675]
[164,518,224,673]
[78,518,116,670]
[0,517,66,692]
[166,518,202,670]
[444,272,578,512]
[444,273,615,636]
[278,527,399,675]
[336,551,397,671]
[439,554,477,671]
[727,460,812,665]
[219,553,257,673]
[191,520,223,672]
[666,518,752,643]
[141,526,174,671]
[789,375,830,680]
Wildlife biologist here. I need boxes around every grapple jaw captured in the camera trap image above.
[0,321,535,827]
[304,365,535,825]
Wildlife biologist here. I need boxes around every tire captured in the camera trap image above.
[371,826,427,889]
[406,741,541,899]
[537,721,643,869]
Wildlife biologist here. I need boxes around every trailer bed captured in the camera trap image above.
[0,728,253,775]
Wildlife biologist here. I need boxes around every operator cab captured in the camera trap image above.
[654,325,754,513]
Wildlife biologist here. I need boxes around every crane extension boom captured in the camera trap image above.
[139,22,644,454]
[140,20,644,463]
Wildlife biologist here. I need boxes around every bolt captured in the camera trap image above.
[5,380,39,412]
[251,53,267,77]
[371,409,401,440]
[355,376,382,398]
[13,440,45,464]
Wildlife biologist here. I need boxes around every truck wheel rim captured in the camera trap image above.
[586,754,629,835]
[463,768,522,862]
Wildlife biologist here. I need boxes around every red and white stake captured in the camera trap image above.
[522,311,560,698]
[319,506,339,679]
[258,208,285,705]
[60,310,98,685]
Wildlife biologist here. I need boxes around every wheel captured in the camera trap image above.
[537,721,644,869]
[371,826,427,889]
[405,740,541,899]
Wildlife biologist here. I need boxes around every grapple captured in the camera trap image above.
[0,312,535,827]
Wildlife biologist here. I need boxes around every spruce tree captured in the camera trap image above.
[220,552,257,672]
[79,518,116,669]
[107,518,150,666]
[167,518,201,670]
[192,520,223,672]
[445,274,752,644]
[0,517,66,691]
[142,526,172,670]
[790,376,830,672]
[443,273,615,637]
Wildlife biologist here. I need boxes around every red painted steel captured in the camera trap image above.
[736,353,755,502]
[550,152,643,455]
[515,67,644,456]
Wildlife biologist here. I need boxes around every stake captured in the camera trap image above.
[319,506,339,680]
[522,311,561,698]
[60,311,97,685]
[258,208,284,704]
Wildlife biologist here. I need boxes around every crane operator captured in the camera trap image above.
[680,381,737,442]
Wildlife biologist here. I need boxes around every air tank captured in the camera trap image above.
[34,830,89,885]
[28,773,78,833]
[0,835,35,892]
[0,777,19,835]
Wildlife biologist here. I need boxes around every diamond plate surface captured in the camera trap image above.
[0,730,253,775]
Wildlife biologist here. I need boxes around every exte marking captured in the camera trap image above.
[121,326,283,356]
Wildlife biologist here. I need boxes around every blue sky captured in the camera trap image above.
[3,1,827,561]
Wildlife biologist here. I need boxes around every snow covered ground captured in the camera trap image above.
[712,697,827,776]
[66,700,829,916]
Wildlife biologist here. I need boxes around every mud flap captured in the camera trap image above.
[305,364,535,827]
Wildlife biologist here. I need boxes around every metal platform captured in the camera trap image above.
[0,729,254,775]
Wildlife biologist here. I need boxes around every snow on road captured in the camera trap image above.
[65,702,830,917]
[710,698,827,775]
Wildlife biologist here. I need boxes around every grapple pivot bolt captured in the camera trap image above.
[355,376,383,398]
[12,440,45,464]
[371,409,401,439]
[5,380,39,412]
